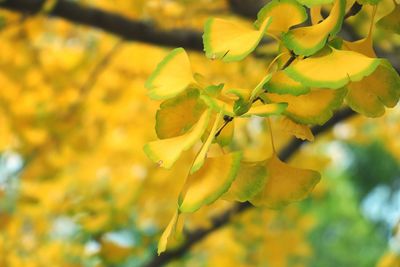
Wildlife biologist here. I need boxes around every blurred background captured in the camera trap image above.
[0,0,399,266]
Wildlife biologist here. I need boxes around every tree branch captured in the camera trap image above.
[142,108,356,267]
[0,0,204,51]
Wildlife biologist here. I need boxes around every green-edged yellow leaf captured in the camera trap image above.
[377,4,400,34]
[241,103,288,117]
[249,73,273,102]
[191,111,223,174]
[203,17,272,62]
[145,48,194,100]
[223,161,268,202]
[179,152,242,213]
[250,154,320,208]
[158,210,179,255]
[143,110,211,169]
[285,48,381,89]
[346,60,400,117]
[156,89,206,139]
[282,0,345,56]
[254,0,307,35]
[201,95,236,116]
[279,117,314,141]
[266,88,346,124]
[296,0,334,7]
[266,70,310,95]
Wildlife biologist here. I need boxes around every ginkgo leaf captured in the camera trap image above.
[254,0,307,35]
[201,95,236,116]
[145,48,194,100]
[156,88,206,139]
[346,60,400,117]
[279,117,314,141]
[250,154,321,208]
[285,48,381,89]
[203,17,272,62]
[179,152,242,213]
[266,70,310,96]
[143,110,211,169]
[249,73,273,102]
[310,5,323,24]
[223,161,268,202]
[158,210,179,255]
[377,4,400,35]
[191,111,223,174]
[266,88,346,125]
[241,103,288,117]
[296,0,334,7]
[282,0,345,56]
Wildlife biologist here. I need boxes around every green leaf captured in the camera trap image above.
[145,48,194,100]
[376,3,400,35]
[266,70,310,96]
[179,152,242,213]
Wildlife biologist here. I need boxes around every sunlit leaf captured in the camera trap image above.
[191,111,223,174]
[241,103,288,117]
[266,88,346,124]
[279,117,315,141]
[156,88,206,139]
[254,0,307,35]
[143,110,211,169]
[266,70,310,96]
[145,48,194,100]
[296,0,334,7]
[250,154,321,208]
[179,152,242,213]
[203,17,272,62]
[282,0,345,56]
[285,48,381,89]
[346,60,400,117]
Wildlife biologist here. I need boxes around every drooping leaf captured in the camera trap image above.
[250,154,321,208]
[145,48,194,100]
[346,60,400,117]
[203,17,272,62]
[223,161,268,202]
[156,88,206,139]
[285,47,381,89]
[254,0,307,35]
[143,110,211,169]
[279,117,314,141]
[158,210,179,255]
[191,111,223,174]
[377,4,400,35]
[179,152,242,213]
[266,88,346,125]
[282,0,345,56]
[265,70,310,95]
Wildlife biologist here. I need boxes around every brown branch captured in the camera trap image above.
[0,0,204,51]
[141,108,356,267]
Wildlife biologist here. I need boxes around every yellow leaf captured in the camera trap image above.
[250,154,320,208]
[285,47,381,89]
[266,70,310,96]
[346,60,400,117]
[156,88,206,139]
[266,88,346,125]
[145,48,194,100]
[203,17,272,62]
[158,210,179,255]
[254,0,307,35]
[143,110,211,169]
[179,152,242,213]
[282,0,345,56]
[191,111,223,174]
[279,117,314,141]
